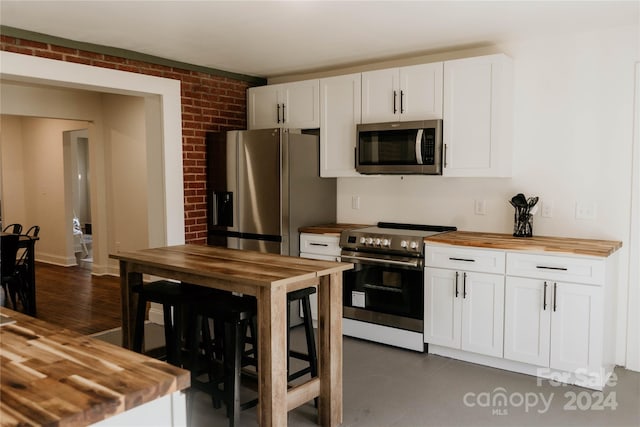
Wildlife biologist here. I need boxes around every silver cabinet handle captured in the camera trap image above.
[400,90,405,113]
[462,272,467,298]
[282,103,286,123]
[309,243,329,247]
[553,282,558,312]
[277,104,281,123]
[449,257,475,263]
[543,281,548,311]
[393,90,398,114]
[536,265,568,271]
[444,144,448,168]
[454,271,459,298]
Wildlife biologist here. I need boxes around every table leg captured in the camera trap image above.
[257,285,288,426]
[317,272,343,427]
[119,261,141,349]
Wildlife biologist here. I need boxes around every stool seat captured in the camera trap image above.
[132,280,221,366]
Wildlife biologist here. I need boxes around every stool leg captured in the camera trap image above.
[301,296,318,378]
[172,305,184,367]
[133,296,147,353]
[224,320,244,427]
[286,300,292,376]
[162,304,175,363]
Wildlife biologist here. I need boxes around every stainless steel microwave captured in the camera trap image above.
[356,119,443,175]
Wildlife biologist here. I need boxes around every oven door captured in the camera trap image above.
[341,251,424,333]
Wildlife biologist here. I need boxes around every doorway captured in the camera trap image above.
[65,129,93,269]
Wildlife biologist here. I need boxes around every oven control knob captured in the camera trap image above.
[400,240,408,248]
[382,239,390,247]
[359,237,366,244]
[410,241,419,250]
[366,238,373,245]
[374,238,381,246]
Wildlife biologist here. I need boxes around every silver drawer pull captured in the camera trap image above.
[309,243,329,247]
[536,265,568,271]
[449,257,475,263]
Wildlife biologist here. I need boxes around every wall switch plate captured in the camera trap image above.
[352,195,360,210]
[575,202,597,220]
[474,200,487,215]
[541,202,554,218]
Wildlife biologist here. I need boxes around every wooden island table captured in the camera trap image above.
[110,244,353,427]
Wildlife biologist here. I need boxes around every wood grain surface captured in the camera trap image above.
[112,244,352,289]
[425,231,622,257]
[0,308,190,427]
[298,224,372,236]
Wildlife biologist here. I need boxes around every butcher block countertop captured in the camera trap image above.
[299,223,371,236]
[425,231,622,257]
[0,308,190,426]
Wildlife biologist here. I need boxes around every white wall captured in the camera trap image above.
[0,91,152,270]
[334,25,638,367]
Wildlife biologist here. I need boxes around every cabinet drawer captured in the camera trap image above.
[299,233,341,257]
[506,253,605,285]
[425,245,505,274]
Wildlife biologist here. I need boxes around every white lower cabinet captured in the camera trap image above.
[504,277,604,379]
[425,267,504,358]
[425,244,617,390]
[299,233,341,325]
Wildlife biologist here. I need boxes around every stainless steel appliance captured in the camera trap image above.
[356,119,443,175]
[340,222,456,351]
[206,129,336,256]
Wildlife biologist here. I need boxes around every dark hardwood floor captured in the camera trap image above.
[32,262,122,335]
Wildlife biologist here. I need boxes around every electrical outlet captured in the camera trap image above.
[115,241,121,253]
[541,202,553,218]
[474,200,486,215]
[575,202,597,220]
[352,195,360,210]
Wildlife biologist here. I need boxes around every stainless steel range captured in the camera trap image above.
[340,222,456,351]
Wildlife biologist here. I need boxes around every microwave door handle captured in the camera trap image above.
[415,129,424,165]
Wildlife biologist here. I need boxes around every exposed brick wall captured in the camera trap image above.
[1,35,256,244]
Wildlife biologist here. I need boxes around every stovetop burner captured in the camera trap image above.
[340,222,457,255]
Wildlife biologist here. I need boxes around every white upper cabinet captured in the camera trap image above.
[319,73,362,177]
[361,62,443,123]
[442,54,513,177]
[248,79,319,130]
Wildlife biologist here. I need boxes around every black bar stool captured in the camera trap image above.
[187,293,258,427]
[132,280,219,366]
[287,287,318,383]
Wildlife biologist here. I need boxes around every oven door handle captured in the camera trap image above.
[341,254,421,268]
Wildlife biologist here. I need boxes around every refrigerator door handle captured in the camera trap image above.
[211,192,218,226]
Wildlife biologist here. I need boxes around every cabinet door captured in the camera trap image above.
[460,272,505,357]
[424,267,461,347]
[443,54,513,177]
[248,85,280,129]
[550,282,602,374]
[361,68,399,123]
[320,74,361,177]
[399,62,443,120]
[504,277,551,366]
[283,80,319,129]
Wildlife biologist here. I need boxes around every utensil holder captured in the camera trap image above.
[513,207,533,238]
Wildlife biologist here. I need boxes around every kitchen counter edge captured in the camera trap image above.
[425,231,622,258]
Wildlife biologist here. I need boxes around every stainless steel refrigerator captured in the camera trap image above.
[206,128,336,256]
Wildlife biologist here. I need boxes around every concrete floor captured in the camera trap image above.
[186,327,640,427]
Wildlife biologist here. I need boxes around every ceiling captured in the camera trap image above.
[1,1,638,78]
